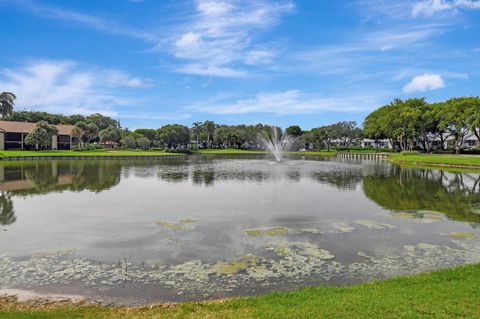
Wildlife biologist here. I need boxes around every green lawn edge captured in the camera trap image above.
[1,263,479,319]
[0,150,179,158]
[388,154,480,170]
[0,149,340,158]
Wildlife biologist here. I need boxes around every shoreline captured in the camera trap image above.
[2,150,480,172]
[1,264,479,318]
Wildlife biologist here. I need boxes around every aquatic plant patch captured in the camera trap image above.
[156,219,197,232]
[354,220,396,230]
[244,227,289,236]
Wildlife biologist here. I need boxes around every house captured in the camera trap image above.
[0,120,77,150]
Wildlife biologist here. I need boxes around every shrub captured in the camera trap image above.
[72,144,104,151]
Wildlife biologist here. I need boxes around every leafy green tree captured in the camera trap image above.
[24,121,58,150]
[99,127,122,145]
[191,121,203,149]
[134,129,157,143]
[136,136,151,150]
[75,121,99,145]
[85,113,120,130]
[121,136,137,149]
[158,124,190,148]
[464,97,480,142]
[439,98,471,154]
[335,121,362,149]
[285,125,303,137]
[0,92,16,118]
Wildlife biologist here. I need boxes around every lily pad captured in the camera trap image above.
[156,218,197,232]
[211,255,259,274]
[332,223,355,233]
[355,220,395,230]
[244,227,288,236]
[442,232,475,240]
[390,211,445,223]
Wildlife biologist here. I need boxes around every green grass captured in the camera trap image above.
[1,264,480,318]
[289,150,337,156]
[389,154,480,169]
[0,150,177,158]
[194,148,266,154]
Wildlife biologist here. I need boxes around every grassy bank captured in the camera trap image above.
[0,150,176,158]
[0,148,340,158]
[194,148,266,154]
[389,154,480,169]
[289,150,337,156]
[1,264,479,318]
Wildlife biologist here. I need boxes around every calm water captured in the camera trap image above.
[0,156,480,304]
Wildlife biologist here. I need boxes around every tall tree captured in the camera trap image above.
[464,97,480,142]
[439,98,471,154]
[203,120,216,148]
[99,127,122,145]
[191,121,203,149]
[158,124,190,148]
[0,92,16,118]
[285,125,303,137]
[24,121,58,150]
[70,126,83,147]
[75,121,99,145]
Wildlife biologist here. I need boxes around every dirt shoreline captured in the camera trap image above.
[0,289,86,303]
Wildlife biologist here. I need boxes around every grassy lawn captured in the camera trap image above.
[289,150,337,156]
[194,148,266,154]
[1,264,479,318]
[0,150,177,158]
[389,154,480,168]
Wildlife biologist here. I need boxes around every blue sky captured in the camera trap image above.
[0,0,479,130]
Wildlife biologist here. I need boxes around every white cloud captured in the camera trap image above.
[168,0,294,76]
[175,64,247,78]
[245,49,276,65]
[118,112,191,121]
[412,0,453,16]
[7,0,154,41]
[190,90,387,115]
[403,73,445,92]
[0,60,150,115]
[412,0,480,17]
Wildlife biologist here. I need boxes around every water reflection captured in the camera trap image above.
[363,165,480,223]
[0,158,480,227]
[0,194,15,226]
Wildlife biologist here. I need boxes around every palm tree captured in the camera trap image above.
[0,92,16,118]
[71,126,83,147]
[203,120,216,149]
[192,121,203,149]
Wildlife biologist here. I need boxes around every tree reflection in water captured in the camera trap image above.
[363,165,480,224]
[0,193,15,226]
[1,159,480,227]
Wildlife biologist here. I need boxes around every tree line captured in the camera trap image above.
[3,90,480,153]
[363,97,480,153]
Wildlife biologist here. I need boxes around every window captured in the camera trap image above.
[5,133,22,142]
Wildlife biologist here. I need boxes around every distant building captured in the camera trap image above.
[0,120,77,150]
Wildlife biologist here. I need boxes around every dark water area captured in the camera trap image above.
[0,156,479,304]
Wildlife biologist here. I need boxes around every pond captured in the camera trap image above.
[0,156,480,304]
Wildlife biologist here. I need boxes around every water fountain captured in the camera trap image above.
[260,127,292,162]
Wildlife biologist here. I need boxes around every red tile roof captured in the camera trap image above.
[0,121,74,135]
